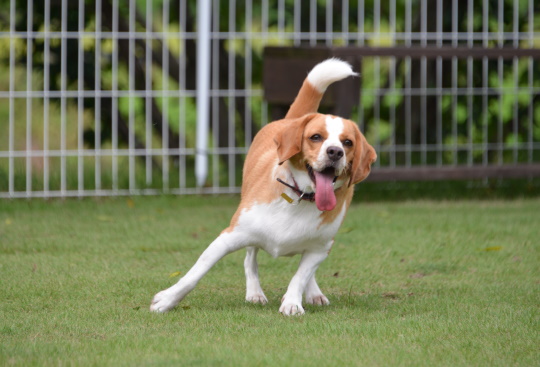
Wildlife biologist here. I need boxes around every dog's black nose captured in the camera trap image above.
[327,146,344,161]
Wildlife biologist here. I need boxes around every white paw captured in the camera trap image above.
[305,294,330,306]
[279,302,305,316]
[149,290,179,313]
[246,293,268,305]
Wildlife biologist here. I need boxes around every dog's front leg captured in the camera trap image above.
[150,230,248,313]
[280,250,329,316]
[304,274,330,306]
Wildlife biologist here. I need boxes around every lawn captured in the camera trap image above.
[0,195,538,366]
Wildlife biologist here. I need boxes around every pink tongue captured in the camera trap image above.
[314,171,337,211]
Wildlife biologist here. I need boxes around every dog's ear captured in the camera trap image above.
[274,113,317,165]
[349,127,377,186]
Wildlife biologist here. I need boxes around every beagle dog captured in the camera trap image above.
[150,58,376,315]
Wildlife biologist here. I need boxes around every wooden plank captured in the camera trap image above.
[263,47,333,104]
[262,46,540,182]
[265,45,540,60]
[333,46,540,59]
[263,47,360,108]
[263,44,540,104]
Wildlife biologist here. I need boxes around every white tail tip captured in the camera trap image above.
[306,58,358,93]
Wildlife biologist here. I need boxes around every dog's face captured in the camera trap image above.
[274,113,377,211]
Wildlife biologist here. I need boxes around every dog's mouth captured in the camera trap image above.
[306,164,338,212]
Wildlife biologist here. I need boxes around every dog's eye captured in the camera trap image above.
[310,134,322,142]
[343,139,353,147]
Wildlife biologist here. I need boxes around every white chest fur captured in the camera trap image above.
[234,198,346,258]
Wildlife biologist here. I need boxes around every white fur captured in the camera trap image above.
[150,196,346,315]
[235,199,346,315]
[244,247,267,304]
[313,116,347,174]
[288,163,315,194]
[235,199,345,258]
[307,58,358,93]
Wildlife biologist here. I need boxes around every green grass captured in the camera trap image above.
[0,196,538,366]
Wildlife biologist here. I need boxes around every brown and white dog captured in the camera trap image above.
[150,58,376,315]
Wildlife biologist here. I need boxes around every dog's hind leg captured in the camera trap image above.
[244,246,268,304]
[150,230,248,313]
[304,274,330,306]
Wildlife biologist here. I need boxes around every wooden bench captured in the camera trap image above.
[262,45,540,181]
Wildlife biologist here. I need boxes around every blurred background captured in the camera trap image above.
[1,0,539,199]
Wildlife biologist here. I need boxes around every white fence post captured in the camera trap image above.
[195,0,211,187]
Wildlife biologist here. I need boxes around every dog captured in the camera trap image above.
[150,58,376,315]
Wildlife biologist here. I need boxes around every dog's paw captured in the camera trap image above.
[246,293,268,305]
[305,294,330,306]
[279,302,305,316]
[149,291,179,313]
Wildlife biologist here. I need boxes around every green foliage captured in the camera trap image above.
[0,0,539,189]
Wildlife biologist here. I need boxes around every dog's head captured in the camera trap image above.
[274,113,377,211]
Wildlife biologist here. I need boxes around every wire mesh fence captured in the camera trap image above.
[1,0,539,198]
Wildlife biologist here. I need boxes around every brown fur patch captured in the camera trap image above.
[285,80,324,119]
[226,113,372,232]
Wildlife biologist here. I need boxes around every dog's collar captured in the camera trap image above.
[276,174,338,204]
[276,177,316,202]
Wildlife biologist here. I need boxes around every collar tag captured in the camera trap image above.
[281,193,294,204]
[277,178,315,204]
[281,192,305,206]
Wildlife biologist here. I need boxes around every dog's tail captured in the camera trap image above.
[285,58,357,119]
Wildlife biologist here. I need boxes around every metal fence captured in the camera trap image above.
[1,0,539,198]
